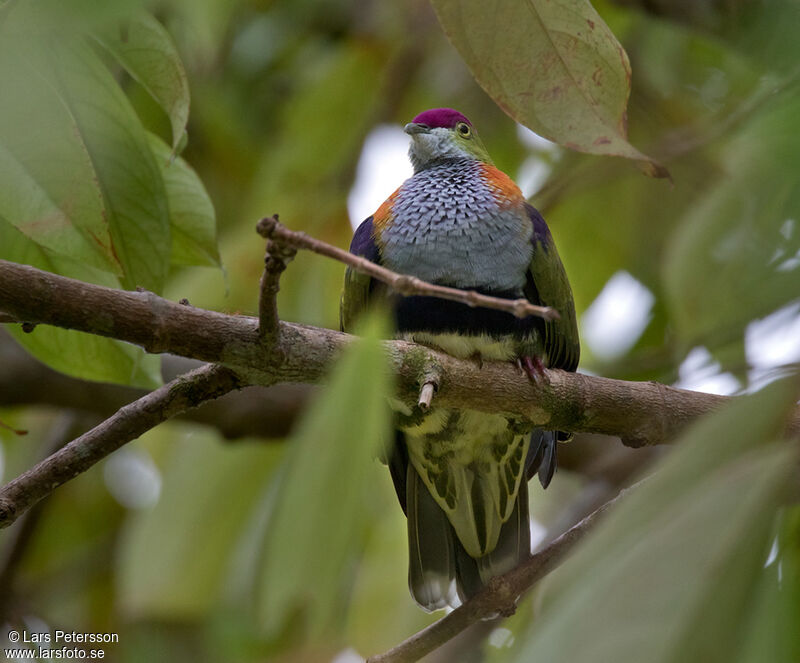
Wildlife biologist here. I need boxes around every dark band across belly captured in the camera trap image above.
[393,290,544,338]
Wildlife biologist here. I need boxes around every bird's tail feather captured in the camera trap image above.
[526,429,559,488]
[407,465,460,611]
[407,464,531,611]
[475,480,530,586]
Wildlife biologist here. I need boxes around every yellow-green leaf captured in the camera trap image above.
[256,313,393,640]
[509,378,799,663]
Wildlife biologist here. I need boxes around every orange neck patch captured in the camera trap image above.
[371,186,400,240]
[479,163,524,209]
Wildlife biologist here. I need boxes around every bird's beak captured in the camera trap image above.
[404,122,430,136]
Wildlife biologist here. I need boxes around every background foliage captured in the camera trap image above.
[1,0,798,661]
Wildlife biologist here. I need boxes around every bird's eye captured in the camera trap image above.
[456,122,471,137]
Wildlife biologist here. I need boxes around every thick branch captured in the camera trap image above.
[367,484,628,663]
[0,333,644,490]
[0,363,242,529]
[1,260,799,445]
[256,215,559,321]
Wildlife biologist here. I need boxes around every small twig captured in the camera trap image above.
[256,216,559,322]
[418,382,436,411]
[257,215,297,341]
[367,483,633,663]
[0,418,27,435]
[0,364,243,529]
[0,312,18,324]
[417,363,443,412]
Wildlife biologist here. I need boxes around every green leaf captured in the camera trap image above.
[663,83,800,350]
[0,217,161,388]
[94,11,190,153]
[44,38,172,292]
[8,326,161,390]
[147,132,220,267]
[256,313,393,640]
[0,45,122,275]
[737,509,800,663]
[0,141,120,275]
[430,0,667,177]
[0,34,172,292]
[509,378,800,663]
[117,430,283,618]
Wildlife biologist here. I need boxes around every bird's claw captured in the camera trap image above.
[517,355,546,383]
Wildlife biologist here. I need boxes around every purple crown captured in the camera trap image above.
[410,108,472,129]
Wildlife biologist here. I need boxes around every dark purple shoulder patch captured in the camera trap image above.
[524,203,553,250]
[349,216,381,264]
[411,108,472,129]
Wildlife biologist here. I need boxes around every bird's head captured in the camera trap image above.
[404,108,492,172]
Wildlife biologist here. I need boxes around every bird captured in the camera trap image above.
[340,108,579,611]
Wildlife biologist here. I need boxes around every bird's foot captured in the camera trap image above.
[516,355,547,384]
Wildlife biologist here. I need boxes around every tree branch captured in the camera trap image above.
[367,483,631,663]
[0,363,243,529]
[0,330,648,489]
[257,214,297,341]
[256,215,559,321]
[1,260,799,447]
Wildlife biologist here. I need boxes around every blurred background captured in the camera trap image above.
[1,0,799,661]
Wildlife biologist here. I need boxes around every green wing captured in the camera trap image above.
[524,203,580,372]
[339,216,381,333]
[340,264,373,333]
